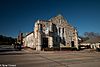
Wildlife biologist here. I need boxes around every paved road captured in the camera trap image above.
[0,45,15,52]
[0,50,100,67]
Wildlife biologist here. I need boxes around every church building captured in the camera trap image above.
[23,14,79,51]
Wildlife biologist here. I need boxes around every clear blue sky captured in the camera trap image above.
[0,0,100,37]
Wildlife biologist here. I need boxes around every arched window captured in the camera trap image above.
[59,27,60,34]
[39,24,42,32]
[62,28,64,33]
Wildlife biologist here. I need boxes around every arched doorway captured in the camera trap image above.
[71,41,74,47]
[42,38,48,49]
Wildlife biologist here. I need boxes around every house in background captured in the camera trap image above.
[80,37,100,49]
[23,14,79,51]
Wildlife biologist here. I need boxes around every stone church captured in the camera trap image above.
[23,14,79,51]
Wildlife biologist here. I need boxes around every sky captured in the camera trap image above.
[0,0,100,37]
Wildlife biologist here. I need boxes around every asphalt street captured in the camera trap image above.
[0,49,100,67]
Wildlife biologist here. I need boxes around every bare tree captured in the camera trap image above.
[84,32,100,38]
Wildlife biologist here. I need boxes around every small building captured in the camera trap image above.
[80,37,100,49]
[23,14,79,51]
[23,31,35,48]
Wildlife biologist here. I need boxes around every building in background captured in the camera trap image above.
[17,33,23,45]
[80,37,100,49]
[23,14,79,51]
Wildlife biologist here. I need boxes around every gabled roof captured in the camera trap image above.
[82,37,100,43]
[49,14,65,21]
[49,14,75,29]
[23,31,34,38]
